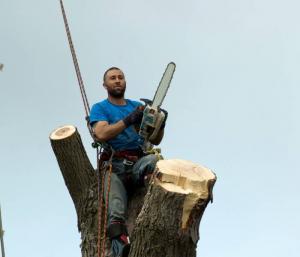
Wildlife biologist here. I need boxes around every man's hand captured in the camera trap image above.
[123,107,144,128]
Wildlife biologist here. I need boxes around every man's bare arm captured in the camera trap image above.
[93,120,126,142]
[93,107,144,142]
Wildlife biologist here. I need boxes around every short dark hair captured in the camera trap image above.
[103,67,121,82]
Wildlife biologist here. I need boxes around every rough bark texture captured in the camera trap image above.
[50,126,95,223]
[129,182,209,257]
[50,125,216,257]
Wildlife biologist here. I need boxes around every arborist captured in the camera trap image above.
[89,67,167,257]
[58,3,174,256]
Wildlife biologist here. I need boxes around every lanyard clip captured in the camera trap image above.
[123,159,134,166]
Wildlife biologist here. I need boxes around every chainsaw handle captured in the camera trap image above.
[140,98,153,106]
[149,111,165,142]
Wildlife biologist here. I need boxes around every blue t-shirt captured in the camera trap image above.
[89,99,143,151]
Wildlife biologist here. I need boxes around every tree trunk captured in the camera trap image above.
[50,125,216,257]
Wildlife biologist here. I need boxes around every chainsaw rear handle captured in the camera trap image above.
[140,98,152,106]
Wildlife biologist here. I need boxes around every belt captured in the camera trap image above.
[113,149,143,162]
[115,149,143,157]
[100,149,144,163]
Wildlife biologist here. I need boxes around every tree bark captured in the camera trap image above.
[129,160,216,257]
[50,125,216,257]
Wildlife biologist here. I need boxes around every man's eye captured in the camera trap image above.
[110,76,116,80]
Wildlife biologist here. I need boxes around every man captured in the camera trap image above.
[89,67,166,257]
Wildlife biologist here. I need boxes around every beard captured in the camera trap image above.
[107,85,126,98]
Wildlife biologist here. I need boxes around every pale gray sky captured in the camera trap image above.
[0,0,299,257]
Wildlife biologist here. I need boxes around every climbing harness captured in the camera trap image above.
[59,1,113,257]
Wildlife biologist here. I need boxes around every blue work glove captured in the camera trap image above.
[123,107,144,128]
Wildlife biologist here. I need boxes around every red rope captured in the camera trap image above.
[97,156,114,257]
[101,164,112,257]
[97,151,105,257]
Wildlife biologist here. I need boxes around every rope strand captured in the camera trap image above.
[59,0,90,116]
[97,149,105,257]
[102,163,112,257]
[59,2,113,257]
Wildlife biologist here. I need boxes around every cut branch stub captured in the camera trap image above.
[129,159,216,257]
[50,125,76,140]
[50,125,96,219]
[156,159,216,229]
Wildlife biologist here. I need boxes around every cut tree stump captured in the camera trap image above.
[50,125,216,257]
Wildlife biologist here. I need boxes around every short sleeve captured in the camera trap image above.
[128,99,143,108]
[89,103,108,127]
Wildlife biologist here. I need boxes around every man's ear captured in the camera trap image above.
[103,83,107,89]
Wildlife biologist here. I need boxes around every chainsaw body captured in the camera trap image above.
[138,62,176,151]
[139,103,165,143]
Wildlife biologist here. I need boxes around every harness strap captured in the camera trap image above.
[101,149,144,162]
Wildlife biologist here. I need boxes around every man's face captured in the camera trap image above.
[103,69,126,98]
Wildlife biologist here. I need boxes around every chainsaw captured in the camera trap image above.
[139,62,176,151]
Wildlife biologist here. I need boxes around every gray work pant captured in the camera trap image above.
[104,154,159,225]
